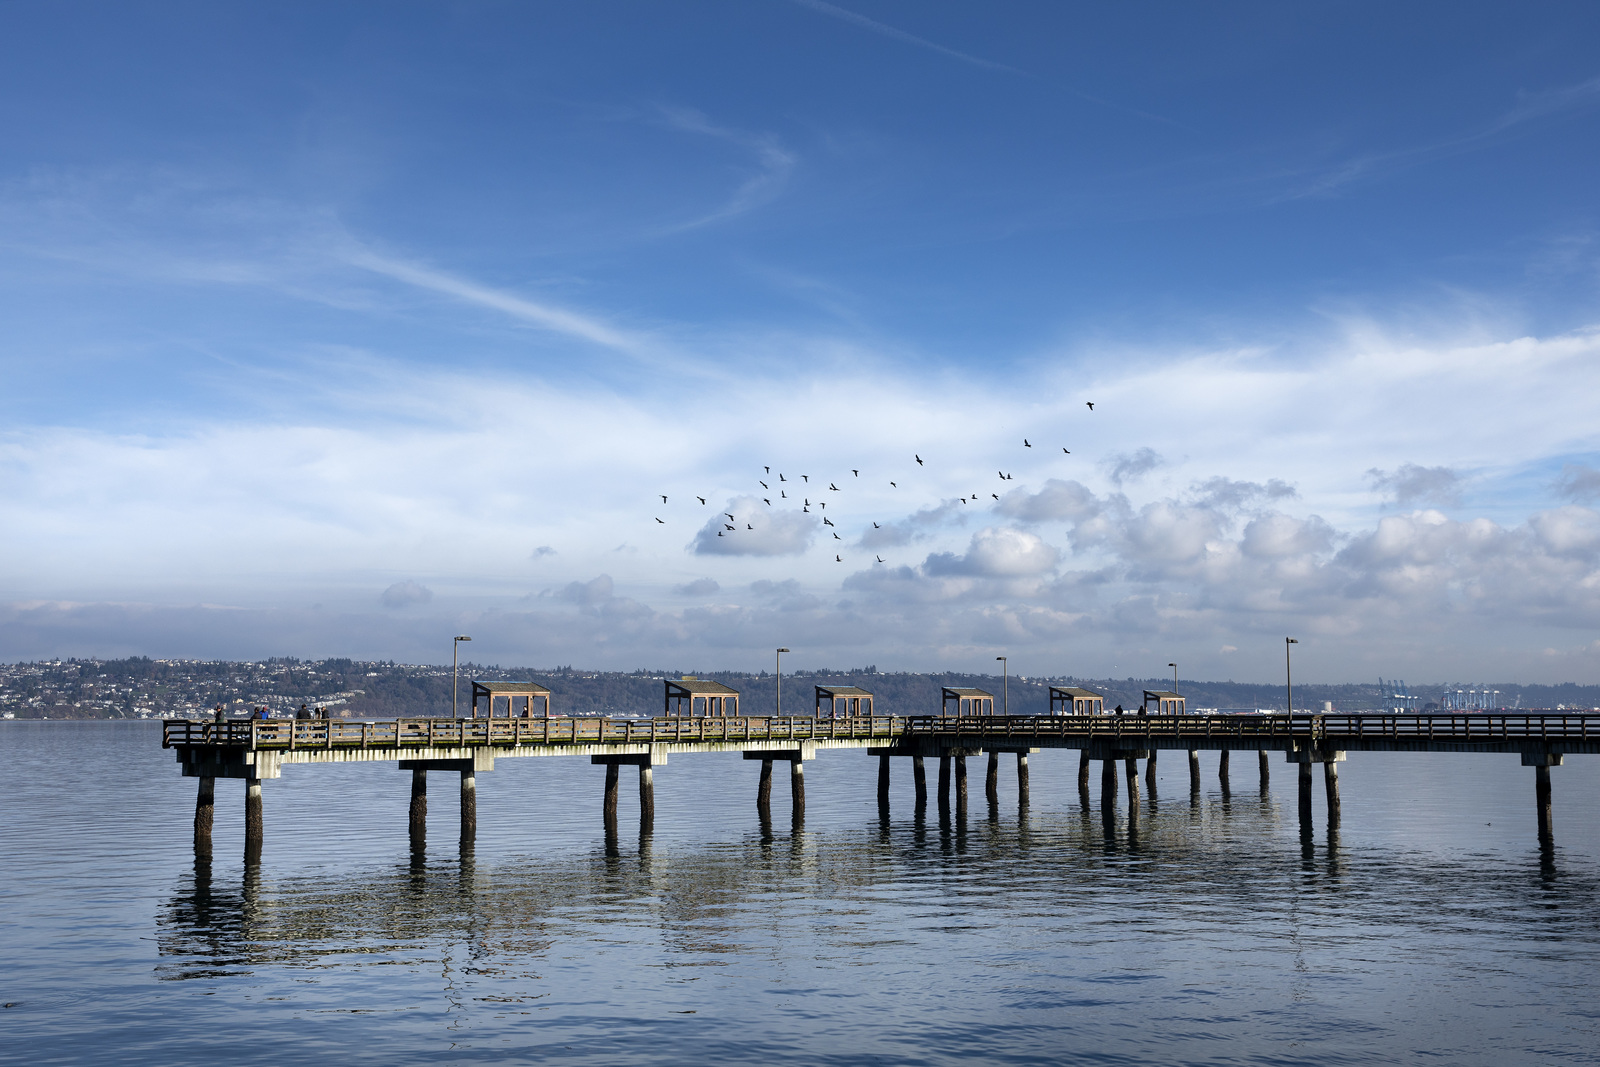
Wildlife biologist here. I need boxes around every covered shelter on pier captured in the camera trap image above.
[471,681,553,718]
[941,686,995,717]
[1049,685,1105,716]
[815,684,875,718]
[663,677,741,718]
[1143,690,1186,716]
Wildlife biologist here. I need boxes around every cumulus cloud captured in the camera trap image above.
[675,577,721,596]
[925,527,1061,577]
[1367,463,1461,507]
[996,479,1101,523]
[1106,448,1163,486]
[692,496,818,556]
[380,580,432,608]
[1191,477,1297,510]
[859,500,965,547]
[1557,463,1600,503]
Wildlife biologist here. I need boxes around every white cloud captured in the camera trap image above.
[1367,463,1462,507]
[692,496,818,556]
[380,580,433,608]
[925,527,1060,577]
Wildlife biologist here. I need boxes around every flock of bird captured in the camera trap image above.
[652,401,1099,566]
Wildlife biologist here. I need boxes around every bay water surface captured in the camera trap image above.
[3,721,1599,1065]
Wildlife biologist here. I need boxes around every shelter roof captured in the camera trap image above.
[1050,686,1103,699]
[1144,690,1184,700]
[665,678,741,696]
[816,685,874,698]
[472,680,552,695]
[942,686,994,698]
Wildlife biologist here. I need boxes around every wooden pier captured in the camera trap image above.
[166,712,1600,859]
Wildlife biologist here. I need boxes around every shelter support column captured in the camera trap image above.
[194,776,214,858]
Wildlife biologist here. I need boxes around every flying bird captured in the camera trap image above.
[876,556,884,563]
[759,481,768,489]
[725,513,735,521]
[1024,439,1031,447]
[724,524,734,531]
[833,533,841,540]
[992,493,999,500]
[803,506,809,512]
[805,498,811,506]
[697,496,706,504]
[781,490,787,498]
[747,524,753,530]
[829,483,839,491]
[999,470,1005,479]
[823,517,834,526]
[1062,448,1070,454]
[889,481,897,488]
[802,475,809,483]
[915,455,923,466]
[852,470,859,476]
[764,466,771,473]
[718,531,723,537]
[872,522,880,529]
[660,495,667,503]
[764,498,771,505]
[779,474,787,481]
[655,518,664,524]
[1086,401,1094,410]
[835,555,842,562]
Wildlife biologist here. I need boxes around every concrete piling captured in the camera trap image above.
[409,768,427,844]
[639,765,655,831]
[1124,757,1139,805]
[194,776,214,858]
[1016,752,1030,807]
[1188,750,1200,793]
[1259,749,1270,789]
[1078,749,1091,790]
[244,776,263,861]
[757,759,773,811]
[1323,760,1340,818]
[1536,764,1553,839]
[1145,750,1157,789]
[985,752,999,805]
[913,755,927,809]
[955,754,968,814]
[1219,749,1230,792]
[790,759,805,816]
[938,754,952,812]
[603,762,620,835]
[1297,761,1313,822]
[460,768,477,844]
[1100,757,1117,805]
[878,754,891,808]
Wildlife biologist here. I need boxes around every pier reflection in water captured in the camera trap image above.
[5,722,1600,1065]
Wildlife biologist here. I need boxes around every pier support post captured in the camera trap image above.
[913,755,927,809]
[603,762,620,826]
[1078,749,1091,790]
[639,765,655,832]
[757,759,773,812]
[409,768,427,844]
[955,755,968,814]
[985,752,999,805]
[1323,760,1340,818]
[244,777,263,861]
[877,754,891,808]
[1145,750,1157,789]
[1536,765,1553,840]
[1219,749,1230,792]
[1297,761,1313,822]
[1100,757,1117,805]
[1259,750,1270,789]
[1124,757,1139,805]
[938,754,952,812]
[194,776,214,858]
[1188,750,1200,793]
[790,759,805,816]
[460,768,477,844]
[1017,752,1030,807]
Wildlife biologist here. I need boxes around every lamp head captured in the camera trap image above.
[1286,637,1298,644]
[776,647,790,653]
[456,635,472,642]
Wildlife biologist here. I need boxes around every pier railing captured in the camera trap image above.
[164,712,1600,753]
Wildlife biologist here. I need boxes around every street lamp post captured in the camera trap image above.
[776,648,790,717]
[996,656,1007,716]
[1168,662,1178,705]
[1285,637,1298,723]
[453,635,472,719]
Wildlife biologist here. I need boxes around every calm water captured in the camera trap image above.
[3,722,1599,1065]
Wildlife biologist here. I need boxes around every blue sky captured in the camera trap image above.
[3,1,1600,682]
